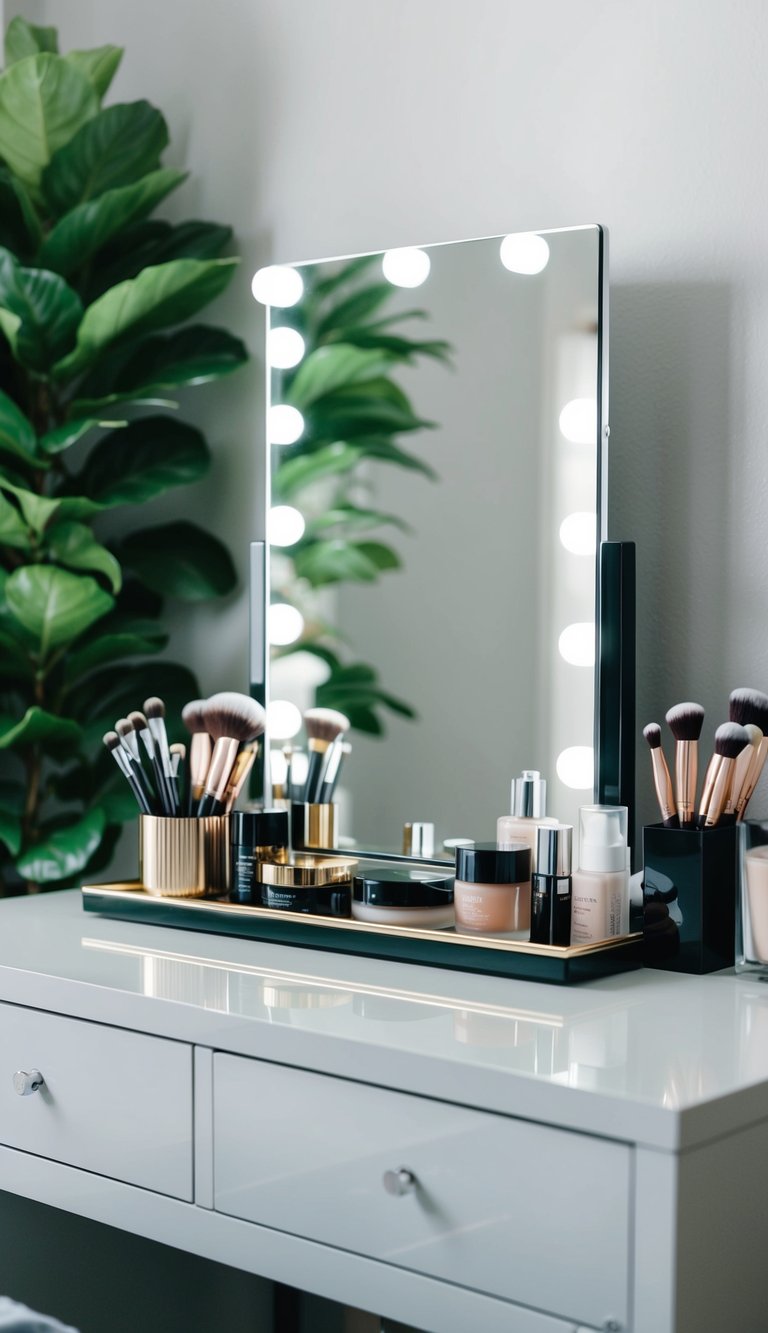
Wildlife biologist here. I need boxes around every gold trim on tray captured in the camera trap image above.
[81,882,642,958]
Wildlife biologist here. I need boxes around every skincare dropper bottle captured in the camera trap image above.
[497,770,558,870]
[530,824,573,947]
[571,805,630,945]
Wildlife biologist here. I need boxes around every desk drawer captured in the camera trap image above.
[0,1003,192,1199]
[213,1056,629,1329]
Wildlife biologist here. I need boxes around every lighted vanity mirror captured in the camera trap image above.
[258,225,609,854]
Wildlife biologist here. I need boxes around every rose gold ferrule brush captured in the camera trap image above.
[303,708,350,803]
[197,693,266,818]
[643,724,678,827]
[666,701,705,827]
[182,699,213,813]
[729,688,768,819]
[698,722,750,828]
[724,723,762,820]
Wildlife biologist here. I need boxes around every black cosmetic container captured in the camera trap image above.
[642,822,738,974]
[256,855,357,917]
[530,825,573,946]
[230,809,289,905]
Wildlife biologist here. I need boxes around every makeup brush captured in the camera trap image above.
[724,724,762,821]
[643,724,678,827]
[271,749,288,803]
[182,698,213,815]
[115,717,157,813]
[144,697,179,816]
[729,688,768,818]
[223,745,258,813]
[697,722,750,828]
[198,693,266,817]
[170,742,187,814]
[103,731,155,815]
[303,708,350,802]
[666,702,705,828]
[130,710,173,817]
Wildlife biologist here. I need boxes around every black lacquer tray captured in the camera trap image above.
[82,882,643,985]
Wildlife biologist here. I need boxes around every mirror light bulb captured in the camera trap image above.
[382,247,431,288]
[559,398,597,445]
[251,265,304,308]
[269,604,304,647]
[499,233,550,275]
[268,326,305,369]
[556,746,594,791]
[268,505,305,547]
[559,511,597,556]
[268,699,302,740]
[558,622,596,667]
[268,404,304,445]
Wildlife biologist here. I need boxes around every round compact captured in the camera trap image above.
[352,869,455,929]
[256,854,357,918]
[454,842,532,937]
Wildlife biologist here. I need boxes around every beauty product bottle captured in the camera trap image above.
[230,809,289,905]
[571,806,630,945]
[497,770,558,870]
[530,825,573,946]
[453,843,532,937]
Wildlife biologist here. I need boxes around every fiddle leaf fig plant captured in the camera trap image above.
[0,16,246,894]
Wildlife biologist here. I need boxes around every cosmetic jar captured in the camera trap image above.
[291,801,338,850]
[351,870,455,928]
[256,854,357,917]
[230,809,290,905]
[453,843,532,937]
[140,815,230,898]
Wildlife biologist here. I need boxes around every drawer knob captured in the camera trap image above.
[13,1069,44,1097]
[382,1168,415,1197]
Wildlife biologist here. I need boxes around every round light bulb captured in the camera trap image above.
[558,622,596,667]
[559,511,597,556]
[269,604,305,647]
[267,699,303,740]
[251,265,304,308]
[268,326,305,369]
[268,404,304,445]
[268,505,305,547]
[559,398,597,445]
[556,746,594,791]
[382,247,431,288]
[499,233,550,275]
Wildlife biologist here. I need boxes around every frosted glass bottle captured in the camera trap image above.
[497,771,558,871]
[571,805,630,944]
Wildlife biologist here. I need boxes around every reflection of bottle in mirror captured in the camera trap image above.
[530,824,573,946]
[570,806,630,945]
[497,771,558,876]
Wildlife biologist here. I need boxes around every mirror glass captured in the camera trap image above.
[262,226,606,853]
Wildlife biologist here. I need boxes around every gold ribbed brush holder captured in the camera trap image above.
[290,802,338,851]
[139,815,230,898]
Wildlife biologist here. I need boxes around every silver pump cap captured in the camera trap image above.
[536,824,573,877]
[511,769,547,818]
[403,822,435,858]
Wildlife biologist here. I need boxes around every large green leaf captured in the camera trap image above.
[72,325,248,411]
[0,390,37,464]
[0,167,42,256]
[0,477,61,534]
[72,416,210,506]
[0,491,30,550]
[40,169,188,277]
[15,807,106,884]
[63,615,168,684]
[286,344,395,410]
[65,46,123,99]
[39,417,126,456]
[0,706,82,752]
[308,379,433,439]
[43,100,168,215]
[65,660,198,746]
[307,504,410,536]
[0,249,83,372]
[274,442,362,499]
[337,326,452,362]
[293,538,401,587]
[4,17,58,65]
[315,283,393,340]
[53,258,239,376]
[5,565,113,656]
[47,521,122,593]
[87,219,233,297]
[0,53,98,193]
[118,521,237,600]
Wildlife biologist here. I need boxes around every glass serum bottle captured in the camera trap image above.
[497,770,558,872]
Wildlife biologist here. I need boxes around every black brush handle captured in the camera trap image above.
[129,756,158,815]
[197,792,226,818]
[305,750,325,803]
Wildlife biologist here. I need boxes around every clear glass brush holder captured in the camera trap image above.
[139,815,230,898]
[737,820,768,975]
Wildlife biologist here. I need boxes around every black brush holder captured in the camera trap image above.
[642,822,738,974]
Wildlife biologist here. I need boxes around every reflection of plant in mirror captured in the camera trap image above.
[272,256,451,734]
[0,17,245,893]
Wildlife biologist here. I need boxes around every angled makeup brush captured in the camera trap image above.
[182,698,213,815]
[643,724,678,827]
[130,710,173,816]
[725,723,762,820]
[198,693,266,816]
[103,731,155,815]
[303,708,350,802]
[666,702,705,827]
[697,722,750,828]
[144,697,178,816]
[729,688,768,818]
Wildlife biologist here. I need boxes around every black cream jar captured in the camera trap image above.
[351,869,455,928]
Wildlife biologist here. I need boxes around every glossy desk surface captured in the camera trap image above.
[1,889,767,1152]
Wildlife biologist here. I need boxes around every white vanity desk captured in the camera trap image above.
[0,890,766,1333]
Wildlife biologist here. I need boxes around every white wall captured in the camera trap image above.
[15,0,768,833]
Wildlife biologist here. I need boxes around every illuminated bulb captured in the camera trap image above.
[556,746,594,790]
[268,505,305,547]
[251,265,304,308]
[268,326,305,369]
[499,233,550,275]
[382,247,431,288]
[559,398,597,445]
[268,404,304,445]
[267,699,302,740]
[559,511,597,556]
[558,622,595,667]
[269,604,304,647]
